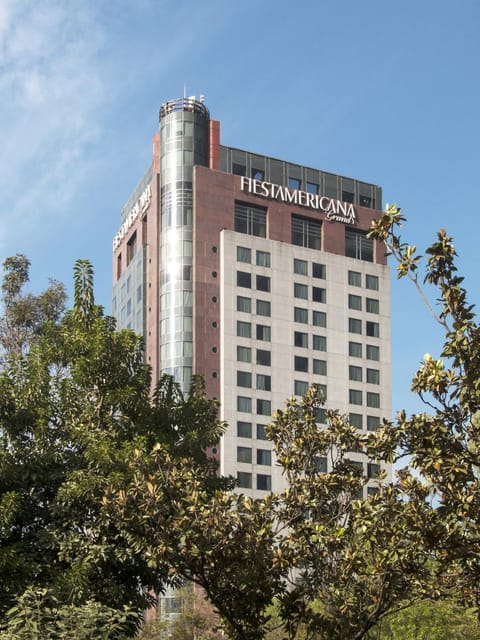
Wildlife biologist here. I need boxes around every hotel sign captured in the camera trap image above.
[113,184,152,250]
[240,176,356,225]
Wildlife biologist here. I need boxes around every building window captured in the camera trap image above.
[313,335,327,351]
[345,228,374,262]
[257,399,271,416]
[257,449,272,466]
[288,177,301,190]
[294,258,308,275]
[294,331,308,348]
[342,190,355,203]
[256,299,271,317]
[237,472,252,489]
[313,359,327,375]
[237,421,252,438]
[365,274,379,290]
[256,250,270,267]
[349,413,363,429]
[315,456,328,472]
[349,318,362,334]
[367,415,380,431]
[237,371,252,388]
[312,310,326,327]
[294,283,308,299]
[366,298,379,314]
[316,408,326,424]
[237,321,252,338]
[237,271,251,288]
[312,262,326,279]
[349,341,362,358]
[237,446,252,463]
[237,246,251,263]
[368,463,380,479]
[366,344,380,361]
[367,392,380,408]
[360,195,372,208]
[257,474,271,491]
[256,374,271,391]
[367,368,380,384]
[312,287,326,303]
[294,307,308,324]
[251,167,265,180]
[366,321,379,338]
[256,424,267,440]
[233,163,246,176]
[256,275,271,292]
[348,270,361,287]
[237,396,252,413]
[256,324,271,341]
[237,296,251,313]
[292,215,321,250]
[294,356,308,372]
[349,389,363,405]
[127,232,137,265]
[235,202,267,237]
[348,294,362,311]
[237,346,251,363]
[349,365,363,382]
[317,383,327,401]
[256,349,271,366]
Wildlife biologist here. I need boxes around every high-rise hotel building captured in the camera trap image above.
[112,96,391,496]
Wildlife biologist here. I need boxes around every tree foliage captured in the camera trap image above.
[0,258,224,638]
[0,254,66,364]
[369,205,480,610]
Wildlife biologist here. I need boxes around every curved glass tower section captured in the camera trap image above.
[159,97,210,393]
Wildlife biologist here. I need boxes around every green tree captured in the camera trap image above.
[369,205,480,610]
[0,259,224,638]
[0,254,66,364]
[371,600,479,640]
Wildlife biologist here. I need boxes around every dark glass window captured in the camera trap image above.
[256,474,271,491]
[257,399,271,416]
[349,365,362,382]
[256,424,267,440]
[367,392,380,408]
[365,274,379,290]
[366,321,379,337]
[251,168,265,180]
[235,202,267,237]
[292,215,321,249]
[315,456,328,472]
[349,341,362,357]
[306,182,318,194]
[367,368,380,384]
[237,296,251,313]
[237,371,252,388]
[237,396,252,413]
[237,246,251,263]
[237,472,252,488]
[256,250,270,267]
[233,163,246,176]
[367,415,380,431]
[256,275,271,292]
[237,321,251,338]
[313,359,327,375]
[288,177,301,190]
[342,190,355,203]
[295,380,309,396]
[312,310,326,327]
[349,389,362,405]
[348,294,362,310]
[349,413,363,429]
[294,258,308,275]
[256,300,271,317]
[257,449,272,465]
[237,421,252,438]
[237,446,252,463]
[348,270,361,286]
[294,356,308,372]
[256,324,271,341]
[313,335,326,351]
[294,331,308,348]
[312,287,326,303]
[256,349,271,366]
[349,318,362,334]
[237,271,251,288]
[366,345,379,361]
[237,346,251,363]
[294,307,308,323]
[294,283,308,299]
[368,463,380,479]
[366,298,379,314]
[256,374,271,391]
[345,228,374,262]
[312,262,326,279]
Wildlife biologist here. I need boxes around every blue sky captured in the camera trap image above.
[1,0,479,417]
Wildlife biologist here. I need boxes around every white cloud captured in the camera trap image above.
[0,2,107,252]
